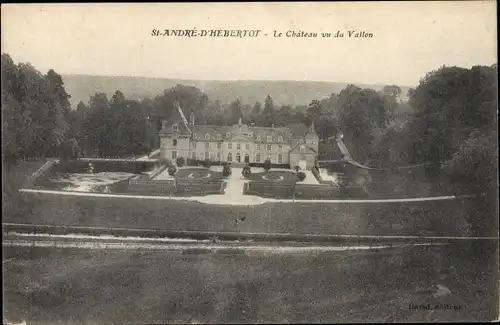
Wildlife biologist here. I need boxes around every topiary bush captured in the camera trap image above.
[294,165,300,172]
[263,159,272,172]
[167,166,177,176]
[242,165,251,178]
[176,157,185,167]
[222,164,232,178]
[297,171,306,182]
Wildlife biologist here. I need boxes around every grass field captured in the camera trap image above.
[5,192,483,237]
[3,242,498,324]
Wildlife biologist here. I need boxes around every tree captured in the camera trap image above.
[111,90,126,105]
[263,158,272,172]
[229,98,244,124]
[76,100,88,112]
[383,85,402,99]
[263,95,274,114]
[252,101,262,115]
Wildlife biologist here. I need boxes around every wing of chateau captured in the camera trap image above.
[159,102,319,169]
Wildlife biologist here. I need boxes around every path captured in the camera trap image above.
[19,188,463,206]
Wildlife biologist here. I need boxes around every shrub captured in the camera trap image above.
[167,166,177,176]
[297,171,306,181]
[222,164,232,178]
[294,165,300,172]
[263,159,272,172]
[176,157,185,167]
[203,159,212,168]
[242,165,251,178]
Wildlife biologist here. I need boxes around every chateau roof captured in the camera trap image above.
[159,104,318,143]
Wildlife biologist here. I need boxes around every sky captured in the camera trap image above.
[1,2,497,87]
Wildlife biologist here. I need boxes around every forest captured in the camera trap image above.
[2,53,497,199]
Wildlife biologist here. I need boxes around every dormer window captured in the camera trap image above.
[300,145,305,153]
[226,132,231,138]
[278,136,283,142]
[256,136,261,141]
[193,134,198,140]
[217,134,222,141]
[205,133,210,140]
[267,136,272,142]
[172,124,178,132]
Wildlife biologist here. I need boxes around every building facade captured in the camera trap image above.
[159,102,319,169]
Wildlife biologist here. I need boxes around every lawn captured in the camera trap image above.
[175,168,223,181]
[3,242,498,324]
[247,170,298,183]
[4,191,493,238]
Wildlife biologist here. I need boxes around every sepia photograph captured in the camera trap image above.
[2,2,498,324]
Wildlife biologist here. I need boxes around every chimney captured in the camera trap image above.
[271,123,275,128]
[189,112,195,127]
[162,120,168,130]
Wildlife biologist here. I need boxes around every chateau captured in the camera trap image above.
[159,102,319,169]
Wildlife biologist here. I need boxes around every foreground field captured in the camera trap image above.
[3,242,498,324]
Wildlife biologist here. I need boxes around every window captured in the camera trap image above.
[228,143,232,150]
[191,152,196,159]
[205,152,209,160]
[172,124,178,132]
[217,143,221,149]
[300,145,305,153]
[245,143,250,150]
[236,153,241,163]
[278,136,283,142]
[217,152,221,161]
[192,142,196,149]
[256,136,261,141]
[173,139,178,147]
[172,151,177,159]
[278,145,283,151]
[217,134,222,141]
[267,136,272,142]
[193,134,198,140]
[257,144,261,150]
[205,142,210,149]
[278,154,283,164]
[237,143,241,150]
[227,153,232,162]
[267,144,272,151]
[256,153,261,162]
[205,133,210,140]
